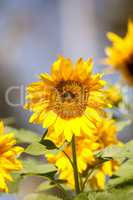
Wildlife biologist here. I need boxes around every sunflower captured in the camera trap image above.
[89,160,119,190]
[105,20,133,85]
[94,118,119,148]
[0,121,23,192]
[46,118,120,190]
[25,56,108,142]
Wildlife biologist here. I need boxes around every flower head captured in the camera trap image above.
[25,56,108,142]
[89,160,119,190]
[105,20,133,85]
[94,118,119,148]
[0,121,23,192]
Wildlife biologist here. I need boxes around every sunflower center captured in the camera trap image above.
[62,91,75,101]
[50,80,89,119]
[125,54,133,75]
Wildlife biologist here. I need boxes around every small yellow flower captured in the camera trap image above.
[0,121,23,192]
[106,85,122,106]
[25,56,108,142]
[105,20,133,85]
[90,160,119,190]
[46,118,120,190]
[94,118,119,148]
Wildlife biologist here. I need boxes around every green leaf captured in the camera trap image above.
[25,142,46,156]
[40,139,57,150]
[45,148,63,156]
[105,189,133,200]
[108,159,133,188]
[74,193,88,200]
[25,141,64,156]
[36,181,55,192]
[20,159,57,176]
[108,177,133,189]
[114,159,133,177]
[6,126,40,144]
[96,145,124,160]
[78,189,133,200]
[106,140,133,160]
[124,140,133,159]
[8,173,22,193]
[74,184,133,200]
[24,193,61,200]
[43,142,68,157]
[97,140,133,161]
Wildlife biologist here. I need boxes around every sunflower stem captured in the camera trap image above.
[71,135,80,195]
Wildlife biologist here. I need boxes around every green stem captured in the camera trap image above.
[51,179,68,196]
[71,135,80,195]
[63,150,74,168]
[82,160,105,191]
[42,176,70,200]
[82,169,93,191]
[40,129,48,143]
[79,174,83,191]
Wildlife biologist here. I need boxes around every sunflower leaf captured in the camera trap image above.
[40,139,57,150]
[74,188,133,200]
[36,181,55,192]
[6,126,40,144]
[95,145,123,160]
[74,193,89,200]
[114,159,133,177]
[20,159,57,177]
[124,140,133,159]
[96,140,133,161]
[25,142,46,156]
[8,173,22,193]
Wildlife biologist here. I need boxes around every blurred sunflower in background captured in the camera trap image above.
[0,121,23,192]
[105,20,133,85]
[89,160,119,190]
[25,56,109,142]
[106,85,122,107]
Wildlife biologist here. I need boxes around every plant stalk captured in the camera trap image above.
[71,135,80,195]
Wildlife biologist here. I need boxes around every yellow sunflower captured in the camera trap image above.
[25,56,108,142]
[94,118,119,148]
[46,118,120,190]
[90,160,119,190]
[0,121,23,192]
[105,19,133,85]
